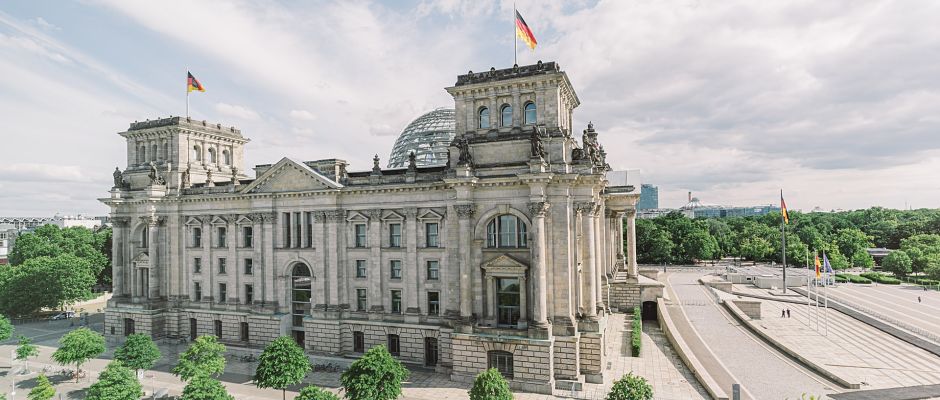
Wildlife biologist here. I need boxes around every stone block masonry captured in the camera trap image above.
[609,282,641,312]
[450,333,554,394]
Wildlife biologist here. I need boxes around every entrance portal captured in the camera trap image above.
[642,301,657,321]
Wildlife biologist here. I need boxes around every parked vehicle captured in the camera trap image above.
[50,311,75,320]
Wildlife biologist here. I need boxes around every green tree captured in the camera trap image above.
[340,345,409,400]
[174,335,227,382]
[606,373,653,400]
[468,368,513,400]
[834,228,873,261]
[0,254,98,317]
[86,361,143,400]
[635,220,674,264]
[882,250,913,278]
[27,374,55,400]
[51,327,106,381]
[851,251,875,269]
[254,336,311,400]
[180,374,234,400]
[296,386,340,400]
[0,314,12,342]
[900,234,940,274]
[739,236,773,263]
[114,333,162,374]
[924,253,940,280]
[16,335,39,372]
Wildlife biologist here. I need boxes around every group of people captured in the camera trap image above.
[780,308,792,318]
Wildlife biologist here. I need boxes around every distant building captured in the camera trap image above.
[680,196,779,219]
[0,223,16,263]
[50,214,103,229]
[637,184,658,210]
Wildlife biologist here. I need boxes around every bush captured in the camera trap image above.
[834,274,871,284]
[606,372,653,400]
[340,345,409,400]
[631,307,642,357]
[860,272,901,285]
[296,386,340,400]
[468,368,513,400]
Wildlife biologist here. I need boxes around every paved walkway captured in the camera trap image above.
[826,284,940,339]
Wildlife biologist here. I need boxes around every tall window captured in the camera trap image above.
[218,258,227,274]
[192,145,202,162]
[140,228,148,248]
[190,318,198,340]
[479,107,490,129]
[425,223,439,247]
[486,215,528,248]
[194,282,202,301]
[163,142,169,161]
[305,212,313,248]
[356,260,367,278]
[426,260,440,280]
[387,334,400,356]
[208,148,216,164]
[353,331,365,353]
[151,144,158,161]
[193,227,202,247]
[390,260,402,280]
[244,259,253,275]
[240,322,249,342]
[214,320,222,337]
[283,213,291,248]
[524,102,536,125]
[291,263,312,327]
[218,283,227,303]
[428,291,440,316]
[391,290,402,314]
[293,212,301,248]
[389,223,402,247]
[356,289,367,311]
[500,104,512,127]
[496,278,521,327]
[245,284,254,304]
[217,227,227,247]
[222,149,231,165]
[243,226,253,247]
[138,145,146,164]
[354,224,367,247]
[488,351,514,379]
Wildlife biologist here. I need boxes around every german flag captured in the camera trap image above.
[187,72,205,93]
[515,10,537,50]
[814,253,821,279]
[780,190,790,224]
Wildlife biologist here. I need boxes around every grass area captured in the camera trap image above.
[631,306,642,357]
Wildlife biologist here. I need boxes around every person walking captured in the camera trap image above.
[787,308,791,318]
[918,296,922,303]
[782,309,786,318]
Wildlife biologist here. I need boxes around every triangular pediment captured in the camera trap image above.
[482,254,528,274]
[132,252,150,264]
[236,215,254,225]
[241,158,343,194]
[346,211,368,222]
[418,209,444,221]
[184,217,203,226]
[381,210,404,221]
[210,215,228,225]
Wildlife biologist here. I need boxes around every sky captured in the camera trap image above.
[1,0,939,216]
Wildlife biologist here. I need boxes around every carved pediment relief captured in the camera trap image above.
[346,211,368,222]
[209,215,228,225]
[482,254,528,275]
[235,215,254,225]
[132,252,150,265]
[418,209,444,221]
[184,217,203,226]
[241,158,343,194]
[381,210,404,221]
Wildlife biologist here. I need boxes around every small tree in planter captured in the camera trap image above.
[296,385,340,400]
[606,373,653,400]
[173,335,227,382]
[468,368,513,400]
[180,374,234,400]
[254,336,312,400]
[51,327,105,382]
[340,345,409,400]
[0,314,13,342]
[16,335,39,372]
[27,374,55,400]
[85,361,143,400]
[114,333,162,374]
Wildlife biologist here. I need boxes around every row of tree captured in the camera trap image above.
[634,208,940,279]
[0,224,112,317]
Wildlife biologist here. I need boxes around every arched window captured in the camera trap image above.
[486,215,528,248]
[208,148,216,164]
[138,145,146,164]
[500,104,512,127]
[140,227,149,248]
[524,102,536,125]
[479,107,490,129]
[152,144,158,161]
[291,263,312,327]
[192,145,202,162]
[222,149,231,165]
[163,142,169,160]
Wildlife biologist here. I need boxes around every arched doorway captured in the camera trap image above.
[291,263,312,347]
[642,301,657,321]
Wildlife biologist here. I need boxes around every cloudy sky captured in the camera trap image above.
[1,0,938,216]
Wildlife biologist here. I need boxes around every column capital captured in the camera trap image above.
[405,207,418,219]
[111,217,131,227]
[139,215,164,227]
[365,209,382,220]
[311,211,327,223]
[624,208,637,218]
[527,201,550,217]
[258,212,277,222]
[326,209,346,222]
[575,201,597,216]
[226,213,240,223]
[454,204,475,218]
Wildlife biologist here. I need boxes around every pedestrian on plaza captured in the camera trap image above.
[918,296,922,303]
[781,309,786,318]
[787,309,791,318]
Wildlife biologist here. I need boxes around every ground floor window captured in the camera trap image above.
[387,334,400,356]
[424,337,439,367]
[190,318,197,340]
[214,320,222,338]
[123,318,135,336]
[240,322,249,342]
[353,331,365,353]
[487,350,514,379]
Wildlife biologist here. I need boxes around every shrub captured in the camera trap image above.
[296,386,340,400]
[468,368,513,400]
[631,307,642,357]
[860,272,901,285]
[606,372,653,400]
[28,374,55,400]
[340,345,409,400]
[834,274,871,284]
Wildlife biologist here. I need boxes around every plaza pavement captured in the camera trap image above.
[0,313,703,399]
[824,283,940,342]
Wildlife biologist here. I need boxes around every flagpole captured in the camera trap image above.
[781,189,787,294]
[186,68,190,118]
[824,251,830,336]
[513,2,517,66]
[806,248,811,327]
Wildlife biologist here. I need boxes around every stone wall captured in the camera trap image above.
[609,282,640,312]
[450,333,554,394]
[553,336,580,380]
[732,299,762,320]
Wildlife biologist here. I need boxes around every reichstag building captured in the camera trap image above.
[102,61,658,393]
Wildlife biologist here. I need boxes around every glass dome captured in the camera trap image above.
[387,108,456,168]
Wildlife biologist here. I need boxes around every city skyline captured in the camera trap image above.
[2,1,940,215]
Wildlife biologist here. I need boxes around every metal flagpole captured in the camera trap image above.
[806,248,811,327]
[824,252,830,336]
[186,68,190,118]
[513,2,517,66]
[781,190,787,293]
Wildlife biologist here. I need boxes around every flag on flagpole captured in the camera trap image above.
[187,72,205,93]
[814,253,821,279]
[780,190,790,224]
[823,253,834,275]
[515,10,537,50]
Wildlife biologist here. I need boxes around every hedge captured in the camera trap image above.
[860,272,901,285]
[834,274,872,284]
[631,307,642,357]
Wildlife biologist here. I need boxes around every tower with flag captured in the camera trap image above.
[186,71,206,118]
[514,6,538,65]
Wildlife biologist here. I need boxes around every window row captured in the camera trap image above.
[191,144,232,165]
[282,217,441,249]
[354,259,439,280]
[478,102,537,129]
[355,289,440,315]
[136,142,170,165]
[190,226,254,248]
[192,282,254,305]
[351,333,440,367]
[192,257,253,275]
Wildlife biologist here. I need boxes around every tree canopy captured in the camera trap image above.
[51,327,106,379]
[180,374,235,400]
[174,335,227,382]
[254,336,312,400]
[468,368,513,400]
[114,333,162,373]
[0,254,98,317]
[296,386,340,400]
[27,374,55,400]
[882,250,913,278]
[86,361,143,400]
[0,314,12,342]
[8,224,110,285]
[340,345,409,400]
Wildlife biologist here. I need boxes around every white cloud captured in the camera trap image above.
[214,102,260,121]
[288,109,316,121]
[30,17,59,31]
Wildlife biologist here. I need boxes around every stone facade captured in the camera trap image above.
[101,61,646,392]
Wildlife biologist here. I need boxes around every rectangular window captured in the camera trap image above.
[245,284,254,304]
[391,290,402,314]
[219,283,227,303]
[240,322,249,342]
[426,223,439,247]
[189,318,198,340]
[488,351,514,379]
[356,260,367,278]
[426,260,440,280]
[193,227,202,247]
[390,260,402,280]
[214,320,222,338]
[194,282,202,301]
[355,224,367,247]
[353,331,365,353]
[305,212,313,248]
[387,334,400,356]
[283,212,291,248]
[218,258,227,274]
[243,226,253,248]
[428,291,440,316]
[193,257,202,274]
[293,212,301,248]
[244,258,253,275]
[356,289,367,311]
[217,227,227,248]
[389,223,402,247]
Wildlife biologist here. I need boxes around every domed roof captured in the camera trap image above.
[387,108,455,168]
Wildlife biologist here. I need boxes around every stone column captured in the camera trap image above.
[577,202,597,320]
[146,216,161,299]
[227,215,238,304]
[626,209,638,277]
[455,204,474,320]
[528,201,550,328]
[111,217,128,298]
[252,215,264,306]
[368,209,383,312]
[404,208,419,314]
[261,212,276,307]
[485,276,496,320]
[312,212,327,309]
[327,210,343,309]
[615,211,626,272]
[594,206,605,311]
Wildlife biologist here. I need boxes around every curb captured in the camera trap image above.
[720,298,860,389]
[657,298,730,400]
